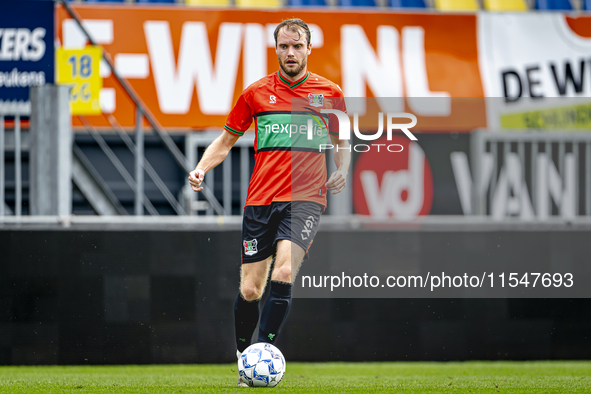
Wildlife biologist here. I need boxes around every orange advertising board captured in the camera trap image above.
[56,5,485,131]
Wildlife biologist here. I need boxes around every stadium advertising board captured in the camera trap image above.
[56,5,484,129]
[56,46,102,115]
[479,14,591,129]
[55,6,591,131]
[349,132,467,219]
[0,0,54,108]
[55,6,591,221]
[349,113,591,221]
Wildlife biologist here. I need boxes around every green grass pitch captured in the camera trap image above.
[0,361,589,393]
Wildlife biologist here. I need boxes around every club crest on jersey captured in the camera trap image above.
[270,95,277,104]
[308,93,324,107]
[243,239,258,256]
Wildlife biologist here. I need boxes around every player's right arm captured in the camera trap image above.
[188,90,253,192]
[188,131,239,192]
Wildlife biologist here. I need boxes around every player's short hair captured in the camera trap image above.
[274,18,311,48]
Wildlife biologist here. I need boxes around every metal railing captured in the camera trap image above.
[0,103,31,216]
[184,131,255,215]
[60,0,224,216]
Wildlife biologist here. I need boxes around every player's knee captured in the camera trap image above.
[272,264,292,283]
[241,281,264,301]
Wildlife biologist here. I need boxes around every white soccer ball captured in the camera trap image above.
[238,343,286,387]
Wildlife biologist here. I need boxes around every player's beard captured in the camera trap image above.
[280,56,307,78]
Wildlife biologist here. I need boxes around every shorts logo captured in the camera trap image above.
[301,215,315,240]
[243,239,258,256]
[308,93,324,107]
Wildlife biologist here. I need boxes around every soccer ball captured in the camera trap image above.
[238,343,286,387]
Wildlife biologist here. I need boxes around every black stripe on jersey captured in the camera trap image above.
[254,110,329,119]
[256,147,327,153]
[290,73,309,89]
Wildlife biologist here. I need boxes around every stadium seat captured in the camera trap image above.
[434,0,479,10]
[389,0,426,7]
[535,0,572,9]
[186,0,231,6]
[236,0,282,7]
[484,0,528,10]
[288,0,327,6]
[339,0,377,6]
[137,0,176,3]
[585,0,591,9]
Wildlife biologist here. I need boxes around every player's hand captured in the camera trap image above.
[326,170,347,195]
[188,169,205,192]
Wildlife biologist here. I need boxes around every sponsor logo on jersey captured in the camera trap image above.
[264,122,323,137]
[243,239,258,256]
[308,93,324,107]
[269,95,276,104]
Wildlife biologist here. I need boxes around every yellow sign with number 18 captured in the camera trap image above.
[57,46,102,115]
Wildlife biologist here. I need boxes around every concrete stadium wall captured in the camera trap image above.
[0,228,590,365]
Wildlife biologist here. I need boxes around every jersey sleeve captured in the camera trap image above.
[328,86,346,137]
[224,93,253,137]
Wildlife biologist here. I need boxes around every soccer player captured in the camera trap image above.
[188,18,350,386]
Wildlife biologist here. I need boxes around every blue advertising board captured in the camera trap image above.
[0,0,54,105]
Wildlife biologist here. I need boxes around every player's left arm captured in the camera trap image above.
[326,87,350,195]
[326,134,350,195]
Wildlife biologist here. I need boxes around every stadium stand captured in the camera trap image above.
[535,0,572,9]
[483,0,528,10]
[389,0,427,7]
[339,0,377,6]
[434,0,479,10]
[186,0,231,6]
[236,0,282,7]
[288,0,328,6]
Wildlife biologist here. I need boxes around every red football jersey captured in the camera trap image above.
[224,71,346,208]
